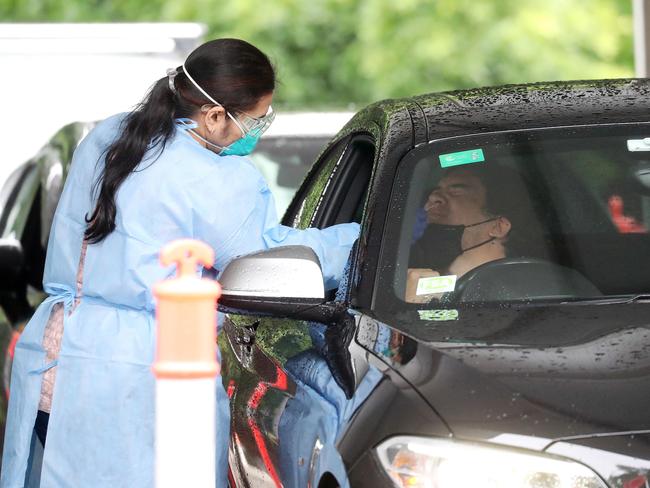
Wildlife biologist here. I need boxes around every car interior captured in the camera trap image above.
[389,125,650,307]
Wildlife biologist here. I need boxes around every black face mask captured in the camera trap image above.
[409,217,498,272]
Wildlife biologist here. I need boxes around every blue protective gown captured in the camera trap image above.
[1,113,359,488]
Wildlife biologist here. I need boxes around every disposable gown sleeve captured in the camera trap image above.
[191,158,359,290]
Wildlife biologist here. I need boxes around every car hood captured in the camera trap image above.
[356,303,650,450]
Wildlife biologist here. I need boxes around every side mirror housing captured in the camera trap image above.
[218,245,345,321]
[219,245,325,300]
[218,245,357,397]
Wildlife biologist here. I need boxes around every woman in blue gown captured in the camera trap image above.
[1,38,358,488]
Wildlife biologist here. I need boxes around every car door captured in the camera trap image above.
[222,130,380,488]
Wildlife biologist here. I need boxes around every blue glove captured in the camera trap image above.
[412,207,428,241]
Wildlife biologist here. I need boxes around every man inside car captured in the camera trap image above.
[405,164,537,303]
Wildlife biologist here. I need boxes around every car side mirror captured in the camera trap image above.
[218,245,343,321]
[220,245,324,299]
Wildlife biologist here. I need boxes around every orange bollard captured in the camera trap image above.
[152,239,222,488]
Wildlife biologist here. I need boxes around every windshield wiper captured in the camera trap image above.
[563,294,650,305]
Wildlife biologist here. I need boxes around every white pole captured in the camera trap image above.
[153,240,222,488]
[156,378,216,488]
[634,0,650,77]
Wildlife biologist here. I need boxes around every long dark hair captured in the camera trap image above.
[84,38,276,243]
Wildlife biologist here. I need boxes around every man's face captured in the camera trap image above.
[425,169,489,225]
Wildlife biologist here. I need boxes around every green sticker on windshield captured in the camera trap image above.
[439,149,485,167]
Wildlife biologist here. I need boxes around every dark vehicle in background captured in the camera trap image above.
[218,79,650,487]
[0,113,350,458]
[0,121,90,455]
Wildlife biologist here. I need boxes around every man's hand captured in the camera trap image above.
[405,268,440,303]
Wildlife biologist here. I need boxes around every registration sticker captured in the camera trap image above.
[418,309,459,321]
[416,275,457,295]
[439,149,485,167]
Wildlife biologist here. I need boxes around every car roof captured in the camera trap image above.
[351,79,650,143]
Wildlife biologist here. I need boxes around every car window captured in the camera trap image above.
[375,124,650,312]
[283,137,350,229]
[313,135,375,227]
[1,164,39,242]
[0,164,31,232]
[249,135,331,218]
[37,121,93,247]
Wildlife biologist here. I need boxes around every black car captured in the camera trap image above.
[218,79,650,488]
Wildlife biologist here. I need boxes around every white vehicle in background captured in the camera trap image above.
[0,22,351,217]
[0,22,204,187]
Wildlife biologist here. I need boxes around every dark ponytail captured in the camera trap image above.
[84,38,276,243]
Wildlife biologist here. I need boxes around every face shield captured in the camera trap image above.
[230,105,275,138]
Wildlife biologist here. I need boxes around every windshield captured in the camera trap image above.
[376,124,650,312]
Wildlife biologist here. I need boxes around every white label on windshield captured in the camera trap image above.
[418,309,459,321]
[416,275,457,295]
[627,138,650,151]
